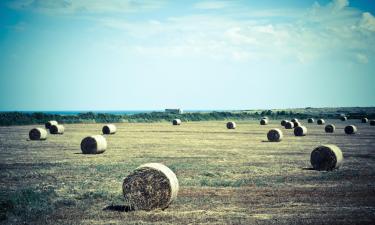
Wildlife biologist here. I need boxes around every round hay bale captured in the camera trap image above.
[310,145,343,171]
[260,119,268,125]
[325,124,335,133]
[317,119,325,125]
[226,121,236,129]
[340,116,347,121]
[122,163,179,211]
[102,124,117,135]
[29,128,47,140]
[261,116,269,120]
[267,128,283,142]
[293,121,301,127]
[344,125,357,135]
[294,126,307,136]
[285,121,294,129]
[172,119,181,125]
[291,118,298,123]
[307,118,314,123]
[81,135,107,154]
[45,120,58,129]
[370,120,375,126]
[280,120,288,126]
[50,125,64,134]
[361,118,368,123]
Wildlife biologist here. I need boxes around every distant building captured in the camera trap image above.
[165,109,183,114]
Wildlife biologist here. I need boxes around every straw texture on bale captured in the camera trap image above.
[310,145,343,171]
[291,118,298,123]
[285,122,294,129]
[260,119,268,125]
[344,125,357,135]
[281,120,288,126]
[29,128,47,140]
[81,135,107,154]
[325,124,336,133]
[45,120,58,129]
[293,121,301,127]
[50,125,64,134]
[172,119,181,125]
[308,118,314,123]
[294,126,307,136]
[317,119,325,125]
[102,124,117,134]
[370,120,375,126]
[226,121,236,129]
[340,116,348,121]
[267,128,283,142]
[362,118,368,123]
[122,163,179,211]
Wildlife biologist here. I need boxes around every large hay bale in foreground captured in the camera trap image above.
[280,120,288,126]
[260,119,268,125]
[344,125,357,135]
[307,118,314,123]
[285,122,294,129]
[293,121,301,128]
[81,135,107,154]
[45,120,58,129]
[325,124,335,133]
[172,119,181,125]
[310,145,343,171]
[122,163,179,211]
[317,119,325,125]
[267,128,283,142]
[370,120,375,126]
[50,125,64,134]
[291,118,298,123]
[102,124,117,135]
[226,121,236,129]
[294,126,307,136]
[361,118,368,123]
[29,128,47,140]
[340,116,348,121]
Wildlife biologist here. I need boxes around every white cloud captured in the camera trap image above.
[332,0,349,11]
[193,1,230,10]
[356,53,369,64]
[359,12,375,32]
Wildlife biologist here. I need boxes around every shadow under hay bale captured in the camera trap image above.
[226,121,236,129]
[294,126,307,136]
[29,128,47,140]
[317,119,325,125]
[172,119,181,125]
[80,135,107,154]
[345,125,357,135]
[122,163,179,211]
[267,128,283,142]
[362,118,368,123]
[102,124,117,135]
[280,120,288,126]
[307,118,314,123]
[45,120,58,129]
[49,125,64,134]
[285,121,294,129]
[310,145,343,171]
[103,204,134,212]
[325,124,336,133]
[260,119,268,125]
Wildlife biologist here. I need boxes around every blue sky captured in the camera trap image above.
[0,0,374,111]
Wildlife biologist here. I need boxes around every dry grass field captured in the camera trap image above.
[1,120,375,224]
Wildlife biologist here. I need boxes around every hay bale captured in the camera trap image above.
[285,121,294,129]
[325,124,335,133]
[280,120,288,126]
[291,118,298,123]
[344,125,357,135]
[307,118,314,123]
[102,124,117,135]
[122,163,179,211]
[317,119,325,125]
[81,135,107,154]
[370,120,375,126]
[294,126,307,136]
[29,128,47,140]
[293,121,301,127]
[310,145,343,171]
[267,128,283,142]
[260,119,268,125]
[340,116,347,121]
[226,121,236,129]
[172,119,181,125]
[261,116,269,120]
[45,120,58,129]
[361,118,368,123]
[50,125,64,134]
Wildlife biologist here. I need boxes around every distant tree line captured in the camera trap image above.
[0,110,373,126]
